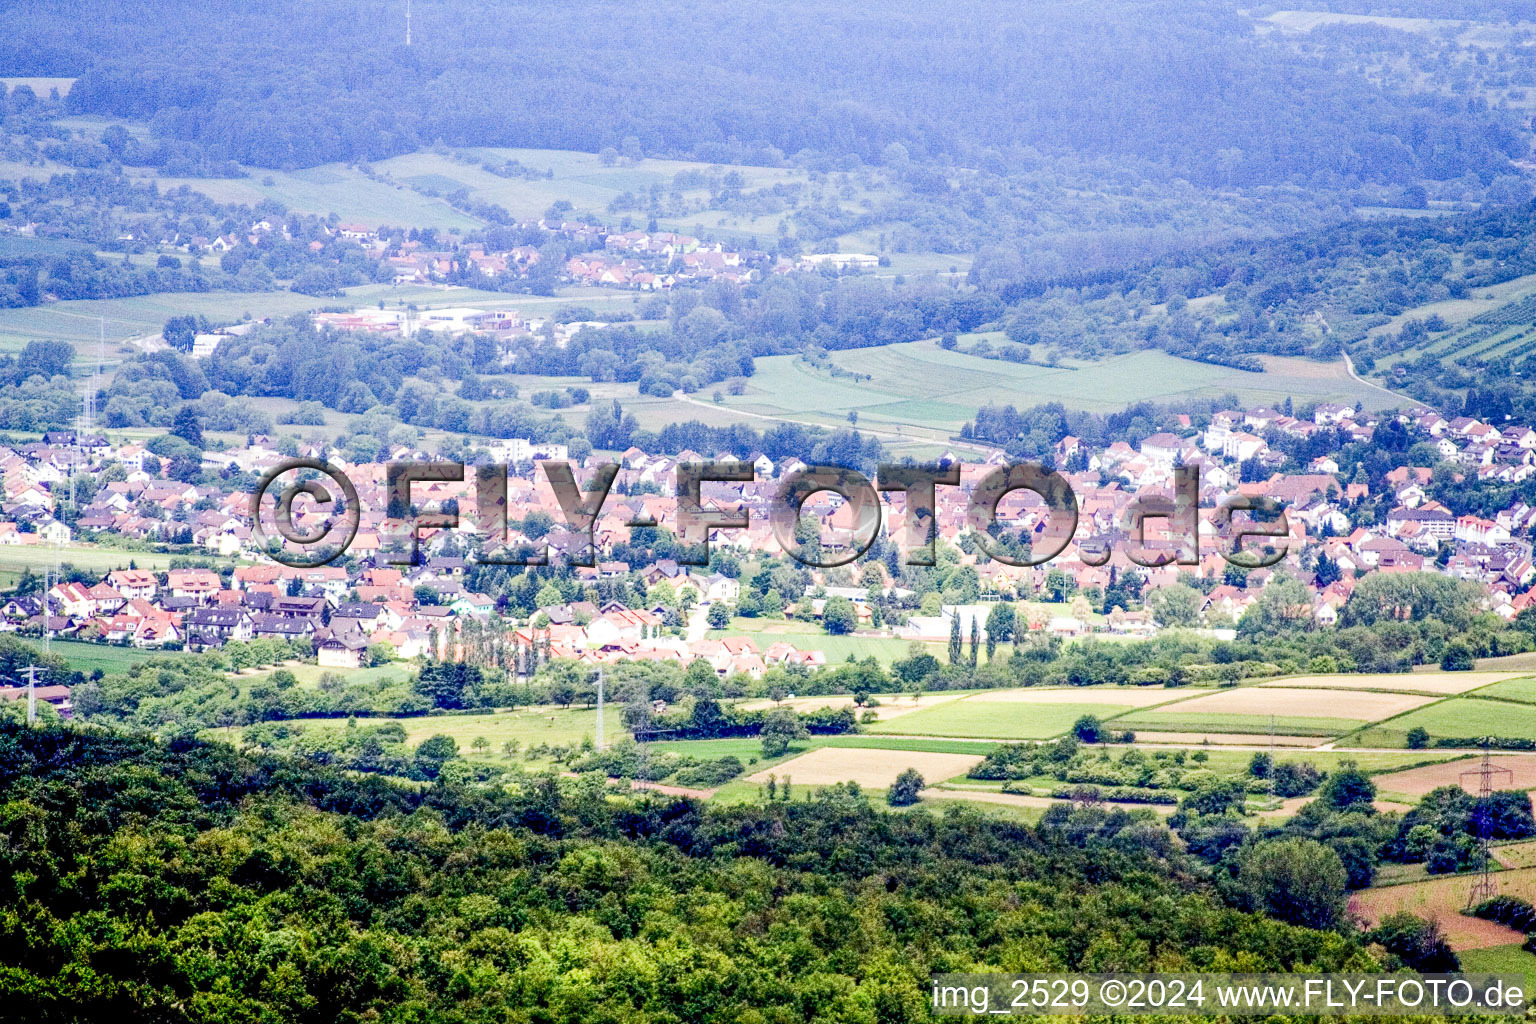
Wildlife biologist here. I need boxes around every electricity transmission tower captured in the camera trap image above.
[594,667,605,752]
[20,665,42,726]
[1462,740,1513,908]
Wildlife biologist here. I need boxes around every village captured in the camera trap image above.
[5,394,1536,716]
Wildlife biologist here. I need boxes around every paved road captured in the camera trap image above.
[1342,351,1418,407]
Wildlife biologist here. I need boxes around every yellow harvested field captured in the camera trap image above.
[1129,731,1320,747]
[1352,869,1536,950]
[968,687,1187,707]
[1374,755,1536,799]
[746,747,984,789]
[1260,672,1522,695]
[1156,687,1436,721]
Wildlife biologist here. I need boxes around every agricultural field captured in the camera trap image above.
[1458,945,1536,1000]
[236,662,410,690]
[1125,731,1321,747]
[0,289,326,357]
[1115,686,1437,738]
[969,686,1188,707]
[43,639,189,676]
[745,746,984,790]
[1473,677,1536,705]
[274,706,600,754]
[0,278,637,363]
[377,148,836,244]
[735,691,967,722]
[1366,273,1536,375]
[1350,868,1536,951]
[706,621,955,665]
[1493,841,1536,871]
[863,694,1146,740]
[1257,671,1522,695]
[717,342,1400,440]
[1371,755,1536,801]
[0,543,203,586]
[138,164,483,231]
[1349,698,1536,749]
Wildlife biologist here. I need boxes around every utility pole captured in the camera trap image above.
[1462,739,1513,908]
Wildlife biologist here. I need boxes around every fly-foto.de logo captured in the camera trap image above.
[249,458,1290,570]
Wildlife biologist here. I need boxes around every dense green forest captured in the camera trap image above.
[0,724,1417,1022]
[1,0,1525,186]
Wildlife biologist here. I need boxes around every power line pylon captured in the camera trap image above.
[1462,739,1513,908]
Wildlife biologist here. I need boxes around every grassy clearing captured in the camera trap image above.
[0,77,75,96]
[237,662,410,690]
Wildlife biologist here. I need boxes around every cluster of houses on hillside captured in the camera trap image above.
[7,399,1536,673]
[174,214,867,295]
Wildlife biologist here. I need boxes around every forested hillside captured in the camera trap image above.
[0,724,1377,1022]
[2,0,1524,185]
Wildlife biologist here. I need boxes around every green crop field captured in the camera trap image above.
[1349,698,1536,748]
[135,164,484,230]
[718,342,1400,435]
[864,698,1138,740]
[1470,678,1536,705]
[0,290,327,355]
[1458,945,1536,1000]
[1111,711,1361,737]
[278,705,600,754]
[0,543,201,581]
[44,639,190,676]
